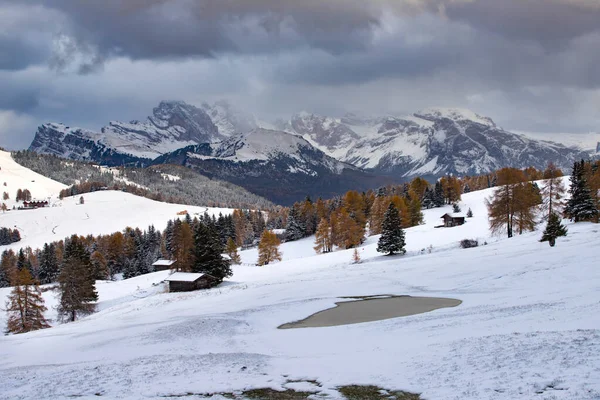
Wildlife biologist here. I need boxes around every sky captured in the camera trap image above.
[1,0,600,149]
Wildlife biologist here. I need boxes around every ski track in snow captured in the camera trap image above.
[0,171,599,399]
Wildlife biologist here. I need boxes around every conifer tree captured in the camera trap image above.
[540,212,568,247]
[225,237,241,265]
[257,230,282,266]
[467,208,473,218]
[5,268,50,334]
[377,203,406,256]
[191,223,232,281]
[433,182,445,207]
[565,160,598,222]
[422,187,435,209]
[452,203,461,213]
[57,235,98,322]
[314,218,333,254]
[285,204,306,241]
[38,243,59,284]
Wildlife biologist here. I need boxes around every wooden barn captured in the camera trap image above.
[152,259,177,272]
[22,200,48,209]
[441,213,466,228]
[165,272,220,292]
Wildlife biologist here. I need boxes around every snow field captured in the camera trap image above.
[0,182,598,399]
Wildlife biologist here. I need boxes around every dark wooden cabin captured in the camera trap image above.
[152,259,177,272]
[441,213,466,227]
[165,272,220,292]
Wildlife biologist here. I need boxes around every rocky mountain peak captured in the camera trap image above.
[415,108,496,128]
[148,100,221,142]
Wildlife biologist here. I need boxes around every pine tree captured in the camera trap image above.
[225,237,241,265]
[452,203,461,213]
[191,223,232,282]
[5,268,50,334]
[314,218,333,254]
[565,160,598,222]
[57,235,98,322]
[377,203,406,256]
[433,182,445,207]
[38,243,59,284]
[285,204,306,242]
[467,208,473,218]
[540,212,568,247]
[257,230,282,266]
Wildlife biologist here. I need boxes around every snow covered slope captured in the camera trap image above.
[0,150,67,208]
[1,185,599,400]
[0,190,233,253]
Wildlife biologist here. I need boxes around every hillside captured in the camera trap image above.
[0,190,233,254]
[0,150,67,209]
[1,185,598,399]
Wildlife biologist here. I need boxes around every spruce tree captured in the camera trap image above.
[433,182,445,207]
[57,235,98,322]
[38,243,59,284]
[5,268,50,334]
[540,212,568,247]
[191,223,232,282]
[565,160,598,222]
[467,208,473,218]
[285,204,306,242]
[377,203,406,256]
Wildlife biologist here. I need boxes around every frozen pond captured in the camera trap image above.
[279,295,462,329]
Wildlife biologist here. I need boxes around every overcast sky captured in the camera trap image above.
[1,0,600,149]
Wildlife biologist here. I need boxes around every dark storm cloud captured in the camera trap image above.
[440,0,600,49]
[22,0,380,66]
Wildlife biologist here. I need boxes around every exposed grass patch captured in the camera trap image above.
[337,385,421,400]
[242,388,314,399]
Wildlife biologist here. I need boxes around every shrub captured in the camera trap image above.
[460,239,478,249]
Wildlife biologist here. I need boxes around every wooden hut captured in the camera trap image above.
[441,213,466,227]
[152,259,177,272]
[165,272,220,292]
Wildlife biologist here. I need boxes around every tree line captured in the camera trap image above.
[486,160,600,246]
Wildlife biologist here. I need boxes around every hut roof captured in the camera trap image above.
[153,259,177,267]
[441,213,465,219]
[165,272,207,282]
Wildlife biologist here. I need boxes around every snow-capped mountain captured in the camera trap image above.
[29,101,226,164]
[200,100,259,137]
[283,108,590,178]
[153,128,387,205]
[27,101,592,202]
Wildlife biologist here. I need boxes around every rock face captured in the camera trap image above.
[152,129,389,205]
